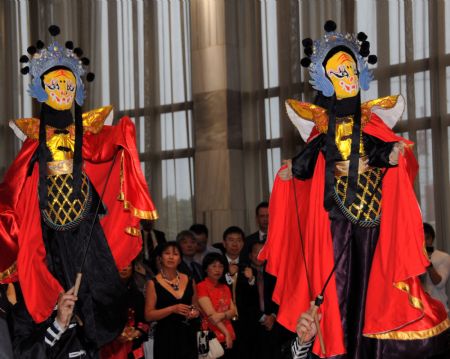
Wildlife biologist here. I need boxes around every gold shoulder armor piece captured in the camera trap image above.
[10,118,40,140]
[82,105,114,134]
[361,95,403,129]
[286,99,328,134]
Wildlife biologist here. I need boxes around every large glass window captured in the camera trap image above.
[261,0,281,191]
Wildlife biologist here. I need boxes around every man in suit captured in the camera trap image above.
[189,223,222,265]
[139,219,166,276]
[242,201,269,262]
[248,241,294,359]
[222,226,258,359]
[0,284,13,359]
[177,230,204,283]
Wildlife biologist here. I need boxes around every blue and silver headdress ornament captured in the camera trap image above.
[300,20,378,97]
[19,25,95,106]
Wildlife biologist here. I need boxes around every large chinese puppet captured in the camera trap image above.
[0,26,157,357]
[259,21,449,358]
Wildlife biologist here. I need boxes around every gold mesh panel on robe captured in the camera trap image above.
[333,167,382,227]
[41,172,92,231]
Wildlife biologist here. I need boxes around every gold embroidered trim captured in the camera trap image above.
[125,227,141,237]
[394,281,424,311]
[364,318,450,340]
[118,151,159,221]
[47,159,74,175]
[0,262,17,282]
[334,156,371,177]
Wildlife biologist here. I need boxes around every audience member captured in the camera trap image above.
[0,284,13,359]
[242,201,269,261]
[422,223,450,314]
[197,253,237,357]
[249,242,295,359]
[140,219,167,275]
[145,242,200,359]
[222,226,259,358]
[249,242,277,358]
[189,224,222,265]
[177,230,204,283]
[100,262,148,359]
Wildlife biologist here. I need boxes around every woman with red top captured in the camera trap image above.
[145,242,200,359]
[197,253,237,356]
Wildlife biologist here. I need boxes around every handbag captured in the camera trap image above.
[197,330,225,359]
[142,322,156,359]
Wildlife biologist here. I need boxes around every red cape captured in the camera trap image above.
[0,117,157,323]
[259,113,449,357]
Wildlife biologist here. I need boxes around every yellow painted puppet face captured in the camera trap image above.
[325,51,359,99]
[43,69,76,110]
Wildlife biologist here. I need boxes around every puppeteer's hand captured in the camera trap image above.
[296,304,321,344]
[56,287,77,329]
[262,314,276,331]
[243,267,254,281]
[388,141,406,165]
[279,159,293,181]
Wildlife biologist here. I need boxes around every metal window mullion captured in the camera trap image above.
[179,0,195,221]
[167,0,181,232]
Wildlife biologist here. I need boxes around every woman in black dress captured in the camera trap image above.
[145,242,200,359]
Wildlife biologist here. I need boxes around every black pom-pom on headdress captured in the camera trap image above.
[302,38,313,48]
[357,32,368,41]
[304,47,313,56]
[20,66,30,75]
[73,47,83,57]
[360,41,370,52]
[20,55,29,63]
[86,72,95,82]
[65,41,74,50]
[27,46,37,55]
[360,48,370,57]
[324,20,337,32]
[367,55,377,64]
[300,58,312,68]
[36,40,45,50]
[81,57,90,66]
[48,25,60,37]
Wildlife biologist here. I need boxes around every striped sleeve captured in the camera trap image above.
[44,320,66,347]
[291,336,313,359]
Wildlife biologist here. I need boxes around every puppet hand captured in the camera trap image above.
[279,159,293,181]
[263,314,276,331]
[243,267,254,281]
[389,142,406,165]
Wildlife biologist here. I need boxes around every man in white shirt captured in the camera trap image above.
[422,223,450,314]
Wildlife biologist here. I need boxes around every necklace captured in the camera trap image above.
[161,269,180,291]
